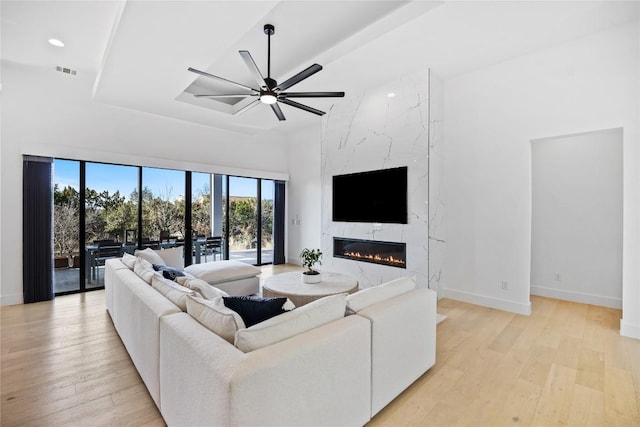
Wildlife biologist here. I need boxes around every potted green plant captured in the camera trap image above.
[300,248,323,284]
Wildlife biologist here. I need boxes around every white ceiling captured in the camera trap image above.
[2,1,638,135]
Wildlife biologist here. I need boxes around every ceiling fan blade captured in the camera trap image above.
[239,51,268,90]
[275,64,323,91]
[271,103,286,121]
[188,67,258,93]
[279,91,345,98]
[194,94,258,98]
[233,98,261,116]
[279,98,325,116]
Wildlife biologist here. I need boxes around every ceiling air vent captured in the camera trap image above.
[56,66,77,76]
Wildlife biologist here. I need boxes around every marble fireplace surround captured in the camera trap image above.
[320,67,440,290]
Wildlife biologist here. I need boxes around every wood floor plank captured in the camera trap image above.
[2,273,639,427]
[531,363,578,426]
[575,347,605,392]
[604,366,640,426]
[567,384,605,427]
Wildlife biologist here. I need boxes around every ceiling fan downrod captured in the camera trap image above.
[264,24,275,87]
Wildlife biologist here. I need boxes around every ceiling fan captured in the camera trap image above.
[188,24,345,121]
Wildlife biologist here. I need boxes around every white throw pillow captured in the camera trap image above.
[157,246,184,269]
[346,276,416,313]
[133,257,156,284]
[183,260,261,285]
[234,293,348,353]
[186,296,246,344]
[121,252,136,270]
[176,276,229,300]
[135,247,164,265]
[151,275,195,311]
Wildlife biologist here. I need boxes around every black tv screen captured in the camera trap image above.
[332,166,408,224]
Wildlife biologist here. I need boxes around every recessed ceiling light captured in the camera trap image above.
[387,92,396,98]
[48,38,64,47]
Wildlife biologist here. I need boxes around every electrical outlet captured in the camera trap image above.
[501,280,509,290]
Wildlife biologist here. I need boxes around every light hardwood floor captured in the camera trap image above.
[2,266,639,426]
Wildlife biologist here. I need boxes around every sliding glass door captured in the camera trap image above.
[228,176,258,264]
[53,160,81,294]
[261,180,275,264]
[85,163,138,288]
[141,167,185,247]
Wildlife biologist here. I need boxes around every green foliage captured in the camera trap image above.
[192,192,212,236]
[54,184,79,206]
[53,183,274,255]
[229,198,257,249]
[299,248,322,272]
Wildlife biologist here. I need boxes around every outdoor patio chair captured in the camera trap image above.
[94,242,123,282]
[203,236,223,262]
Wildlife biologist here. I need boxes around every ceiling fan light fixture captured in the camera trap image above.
[260,92,278,104]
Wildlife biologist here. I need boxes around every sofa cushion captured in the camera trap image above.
[222,296,288,327]
[176,276,229,300]
[346,276,416,314]
[234,293,348,353]
[135,247,165,265]
[157,246,184,269]
[183,260,261,285]
[134,257,156,284]
[151,275,195,311]
[153,264,185,281]
[121,252,137,269]
[186,296,246,344]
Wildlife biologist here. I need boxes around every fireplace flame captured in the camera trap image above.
[342,251,406,267]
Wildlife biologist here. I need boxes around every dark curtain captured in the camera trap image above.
[23,156,54,303]
[273,180,286,265]
[184,171,193,266]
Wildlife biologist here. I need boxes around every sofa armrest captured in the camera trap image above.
[104,258,129,316]
[111,267,181,409]
[230,315,371,427]
[160,313,371,427]
[357,288,437,416]
[160,313,246,427]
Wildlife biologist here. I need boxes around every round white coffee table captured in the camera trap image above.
[262,271,359,307]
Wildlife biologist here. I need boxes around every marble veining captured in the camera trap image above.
[321,68,431,289]
[428,71,446,294]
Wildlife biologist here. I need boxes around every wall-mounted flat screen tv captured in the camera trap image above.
[332,166,408,224]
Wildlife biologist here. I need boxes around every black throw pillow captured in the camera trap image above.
[222,296,287,327]
[152,264,185,281]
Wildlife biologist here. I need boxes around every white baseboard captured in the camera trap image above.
[530,285,622,309]
[441,288,531,315]
[620,319,640,340]
[1,293,23,306]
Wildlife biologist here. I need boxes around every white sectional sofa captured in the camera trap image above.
[105,257,437,426]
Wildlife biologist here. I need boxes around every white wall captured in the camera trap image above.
[0,61,289,305]
[531,128,623,308]
[285,125,323,265]
[442,22,639,335]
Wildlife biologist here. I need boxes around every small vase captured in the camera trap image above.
[302,272,321,284]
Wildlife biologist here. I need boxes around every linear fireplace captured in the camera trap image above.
[333,237,406,269]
